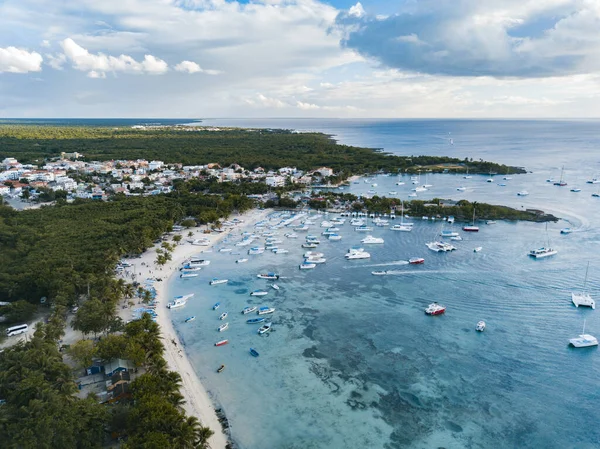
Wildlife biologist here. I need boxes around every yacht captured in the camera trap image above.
[391,224,412,231]
[486,220,497,225]
[409,257,425,264]
[425,303,446,315]
[304,251,324,258]
[273,248,289,254]
[242,306,258,314]
[371,271,388,276]
[440,230,459,238]
[248,247,265,255]
[299,262,317,269]
[180,273,199,278]
[345,248,371,259]
[517,190,529,196]
[257,306,275,315]
[187,258,211,266]
[305,257,326,264]
[355,225,373,232]
[219,248,232,253]
[462,210,479,232]
[302,242,318,248]
[350,218,364,226]
[258,322,273,335]
[388,191,398,195]
[572,263,595,309]
[412,186,427,192]
[474,247,483,252]
[426,241,456,252]
[284,233,298,239]
[294,225,309,232]
[396,181,405,186]
[167,298,187,309]
[560,228,572,234]
[587,178,600,184]
[328,234,342,241]
[250,290,269,296]
[218,323,229,332]
[456,186,467,192]
[450,235,463,241]
[180,266,201,272]
[569,321,598,348]
[219,312,228,320]
[236,258,249,263]
[476,321,486,332]
[571,187,582,192]
[257,273,279,280]
[554,166,567,186]
[361,235,384,244]
[528,247,557,258]
[210,278,228,285]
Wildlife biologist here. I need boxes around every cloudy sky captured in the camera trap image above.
[1,0,599,118]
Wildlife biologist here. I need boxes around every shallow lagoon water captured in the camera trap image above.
[171,120,600,448]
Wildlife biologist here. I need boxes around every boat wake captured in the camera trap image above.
[353,260,410,268]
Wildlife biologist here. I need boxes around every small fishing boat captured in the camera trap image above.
[210,278,228,285]
[425,302,446,315]
[304,251,324,258]
[450,235,463,241]
[299,262,316,269]
[180,273,199,278]
[474,247,483,252]
[242,306,258,314]
[217,364,225,373]
[371,271,388,276]
[214,340,228,347]
[257,306,275,315]
[560,228,572,234]
[219,312,228,320]
[328,234,342,241]
[212,302,220,310]
[249,348,260,357]
[476,321,486,332]
[302,243,318,248]
[486,220,496,225]
[184,316,196,323]
[251,290,269,297]
[186,259,211,266]
[219,248,232,253]
[272,284,280,290]
[409,257,425,264]
[218,323,229,332]
[304,257,326,264]
[180,266,201,272]
[258,322,272,335]
[236,258,249,263]
[247,317,266,324]
[517,190,529,196]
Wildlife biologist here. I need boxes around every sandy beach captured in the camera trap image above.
[119,208,271,448]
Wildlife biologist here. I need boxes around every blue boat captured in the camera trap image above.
[184,316,196,323]
[213,302,220,310]
[249,348,260,357]
[246,317,266,324]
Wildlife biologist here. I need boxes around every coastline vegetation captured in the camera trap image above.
[0,125,525,176]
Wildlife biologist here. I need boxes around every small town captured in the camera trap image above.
[0,154,336,203]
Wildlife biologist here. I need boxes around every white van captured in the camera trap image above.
[6,324,28,337]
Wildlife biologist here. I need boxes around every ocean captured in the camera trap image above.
[166,120,600,449]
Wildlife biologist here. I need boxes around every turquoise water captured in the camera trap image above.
[170,120,600,448]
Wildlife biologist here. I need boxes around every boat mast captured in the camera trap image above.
[583,261,590,293]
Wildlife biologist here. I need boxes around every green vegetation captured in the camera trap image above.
[0,125,525,175]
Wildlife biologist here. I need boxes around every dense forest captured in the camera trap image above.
[0,125,525,175]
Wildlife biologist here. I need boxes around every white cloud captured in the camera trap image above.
[174,60,221,75]
[0,47,43,73]
[60,38,168,77]
[46,53,67,70]
[297,101,320,110]
[87,70,106,79]
[41,40,51,48]
[348,2,365,18]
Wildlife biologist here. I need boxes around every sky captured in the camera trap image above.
[1,0,600,118]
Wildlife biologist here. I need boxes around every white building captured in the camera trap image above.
[149,160,164,171]
[316,167,334,177]
[265,175,286,187]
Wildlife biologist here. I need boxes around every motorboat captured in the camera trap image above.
[299,262,317,269]
[214,340,229,347]
[187,258,210,266]
[302,243,318,248]
[219,312,228,320]
[408,193,417,197]
[440,230,459,237]
[167,298,187,309]
[184,316,196,323]
[409,257,425,264]
[355,226,373,232]
[272,284,280,290]
[462,225,479,232]
[273,248,289,254]
[476,321,486,332]
[528,247,557,258]
[180,266,201,272]
[412,186,427,192]
[258,322,272,335]
[304,251,324,258]
[474,247,483,252]
[284,233,298,238]
[305,257,326,264]
[486,220,497,225]
[426,241,456,252]
[218,323,229,332]
[257,273,279,280]
[371,271,388,276]
[517,191,529,196]
[571,188,581,192]
[305,239,321,244]
[396,181,405,185]
[345,248,371,259]
[250,348,260,357]
[569,321,598,347]
[425,303,446,315]
[180,273,199,278]
[246,317,265,324]
[447,216,455,224]
[213,302,220,310]
[328,234,342,241]
[248,247,265,255]
[242,306,258,314]
[587,178,600,184]
[450,235,463,241]
[361,235,384,244]
[210,278,228,285]
[560,228,572,234]
[294,225,309,232]
[350,218,364,226]
[236,258,249,263]
[257,307,275,315]
[388,191,398,195]
[251,290,269,296]
[219,248,232,253]
[217,364,225,373]
[390,224,412,231]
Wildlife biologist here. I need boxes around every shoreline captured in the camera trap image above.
[119,208,272,448]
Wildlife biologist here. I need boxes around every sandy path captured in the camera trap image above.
[119,208,271,448]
